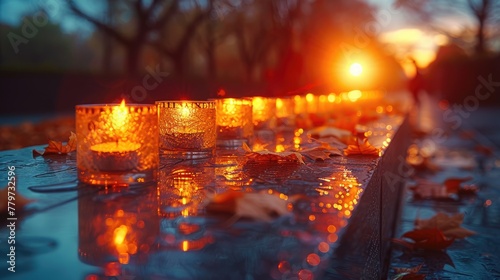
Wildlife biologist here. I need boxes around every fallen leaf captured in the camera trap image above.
[409,180,449,200]
[344,137,380,156]
[402,228,454,251]
[410,177,477,200]
[393,264,423,274]
[444,177,473,193]
[307,126,352,144]
[407,156,443,173]
[392,264,426,280]
[0,186,34,214]
[392,273,426,280]
[415,212,476,239]
[474,145,493,156]
[299,142,342,161]
[205,191,290,222]
[458,184,478,196]
[33,132,77,157]
[243,142,304,164]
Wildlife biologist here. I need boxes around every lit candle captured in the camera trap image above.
[252,96,276,130]
[276,96,295,129]
[76,101,158,186]
[89,101,142,171]
[157,101,216,158]
[90,141,141,171]
[214,98,253,147]
[173,105,205,149]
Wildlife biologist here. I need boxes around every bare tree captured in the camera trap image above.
[67,0,179,75]
[194,0,235,80]
[395,0,500,54]
[229,0,277,82]
[151,0,212,77]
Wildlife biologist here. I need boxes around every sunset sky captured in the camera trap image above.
[0,0,479,77]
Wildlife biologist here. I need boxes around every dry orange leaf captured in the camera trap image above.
[393,264,423,275]
[206,191,290,222]
[33,132,77,157]
[392,264,425,280]
[410,177,477,200]
[344,138,380,156]
[392,273,426,280]
[299,142,342,161]
[444,177,472,193]
[415,212,476,239]
[243,142,305,164]
[399,228,454,251]
[308,126,352,144]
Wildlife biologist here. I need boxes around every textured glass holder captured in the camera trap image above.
[157,101,216,159]
[276,96,295,130]
[76,103,159,186]
[252,96,276,131]
[214,98,253,147]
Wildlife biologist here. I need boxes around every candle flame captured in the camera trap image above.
[223,98,237,114]
[112,100,129,131]
[276,98,283,110]
[328,93,336,103]
[182,240,189,251]
[252,97,265,110]
[306,93,314,103]
[180,106,191,117]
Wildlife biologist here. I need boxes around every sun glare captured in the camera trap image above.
[349,63,363,76]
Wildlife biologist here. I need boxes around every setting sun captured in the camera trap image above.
[349,63,363,76]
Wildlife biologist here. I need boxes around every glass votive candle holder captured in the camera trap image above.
[76,102,159,186]
[214,98,253,147]
[276,96,295,130]
[252,96,276,131]
[157,101,216,159]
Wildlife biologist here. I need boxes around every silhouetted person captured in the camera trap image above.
[408,59,424,107]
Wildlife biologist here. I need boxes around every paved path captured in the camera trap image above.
[387,93,500,279]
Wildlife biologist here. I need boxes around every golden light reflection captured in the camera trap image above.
[318,242,330,253]
[314,168,362,232]
[287,166,362,280]
[158,167,212,218]
[215,156,249,190]
[113,225,127,245]
[293,128,304,150]
[306,253,320,266]
[78,188,158,267]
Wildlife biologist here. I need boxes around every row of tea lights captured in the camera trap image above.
[75,91,385,186]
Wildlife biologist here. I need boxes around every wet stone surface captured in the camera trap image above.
[0,115,409,280]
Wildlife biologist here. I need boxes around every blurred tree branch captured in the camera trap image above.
[67,0,180,75]
[395,0,500,54]
[150,1,212,76]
